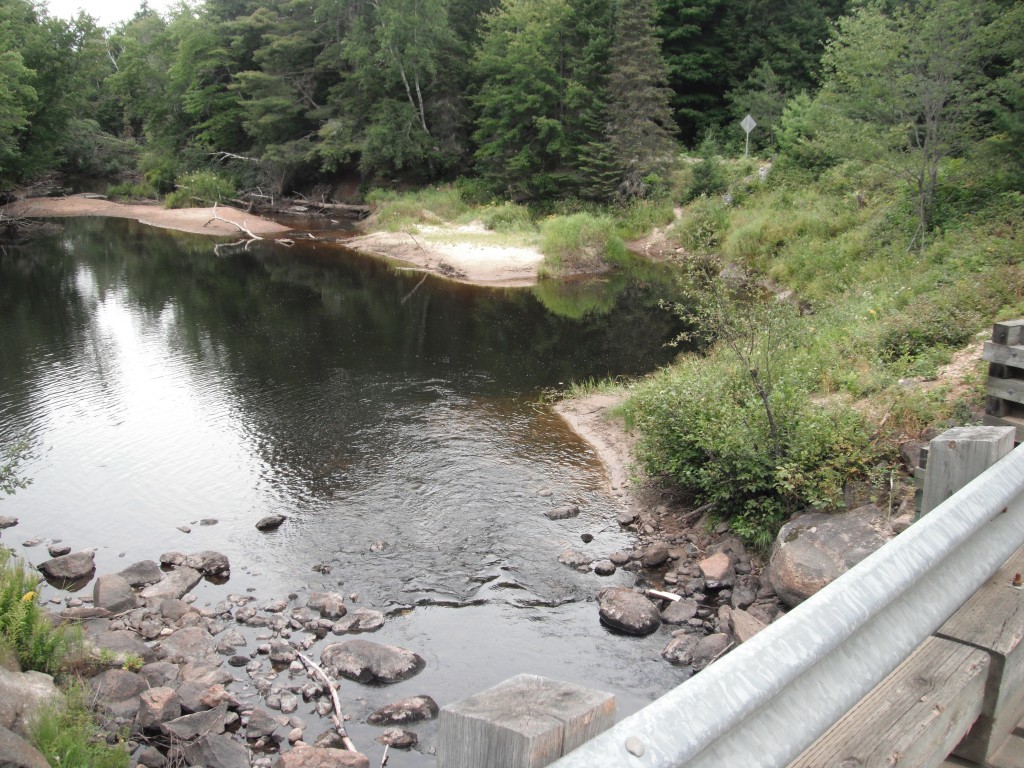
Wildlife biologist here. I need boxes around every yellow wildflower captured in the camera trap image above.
[21,591,36,603]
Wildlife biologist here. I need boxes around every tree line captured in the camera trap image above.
[0,0,1021,210]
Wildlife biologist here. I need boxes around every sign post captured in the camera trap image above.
[741,114,756,157]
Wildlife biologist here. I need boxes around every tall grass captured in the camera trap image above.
[365,185,470,230]
[539,213,628,277]
[30,685,130,768]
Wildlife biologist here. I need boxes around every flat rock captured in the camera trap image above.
[331,609,385,634]
[307,592,347,620]
[91,629,158,664]
[140,566,201,601]
[158,626,217,665]
[89,668,148,719]
[274,746,370,768]
[93,573,137,614]
[661,598,699,625]
[181,733,251,768]
[117,560,164,587]
[731,608,767,643]
[256,514,286,531]
[161,700,228,740]
[0,724,50,768]
[37,550,95,587]
[366,695,438,725]
[137,687,181,732]
[596,587,661,636]
[320,640,424,684]
[0,516,18,529]
[768,505,893,608]
[46,544,71,557]
[246,708,283,740]
[139,661,181,689]
[544,505,580,520]
[557,549,591,568]
[0,667,62,738]
[593,560,616,576]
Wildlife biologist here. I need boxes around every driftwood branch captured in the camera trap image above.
[295,651,358,753]
[210,151,261,163]
[647,589,681,602]
[380,744,390,767]
[205,203,294,253]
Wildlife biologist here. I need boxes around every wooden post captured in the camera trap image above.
[920,426,1016,516]
[436,674,616,768]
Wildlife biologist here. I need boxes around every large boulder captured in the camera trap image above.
[274,746,370,768]
[89,668,148,720]
[117,560,164,587]
[768,505,893,608]
[0,724,49,768]
[36,551,95,587]
[320,640,424,684]
[596,587,661,636]
[0,667,62,738]
[137,687,181,732]
[93,574,136,614]
[157,626,218,665]
[161,701,229,740]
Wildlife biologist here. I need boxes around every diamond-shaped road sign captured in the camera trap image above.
[741,114,757,134]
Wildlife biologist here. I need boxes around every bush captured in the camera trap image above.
[165,171,236,208]
[0,548,81,674]
[672,195,730,252]
[365,185,469,229]
[685,134,728,202]
[479,202,534,232]
[539,213,628,277]
[106,181,158,201]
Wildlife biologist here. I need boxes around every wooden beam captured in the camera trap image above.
[920,427,1016,516]
[993,321,1024,347]
[988,376,1024,406]
[983,342,1024,370]
[788,636,990,768]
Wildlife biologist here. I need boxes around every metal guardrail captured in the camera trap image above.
[551,442,1024,768]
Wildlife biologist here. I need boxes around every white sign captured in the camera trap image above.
[741,114,757,156]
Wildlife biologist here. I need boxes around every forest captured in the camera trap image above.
[7,0,1015,203]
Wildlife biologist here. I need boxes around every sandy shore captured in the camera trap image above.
[3,196,292,238]
[344,222,544,287]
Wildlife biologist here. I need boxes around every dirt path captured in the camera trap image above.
[344,222,544,287]
[3,196,292,237]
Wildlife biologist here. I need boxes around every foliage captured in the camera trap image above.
[1,438,31,498]
[538,212,628,276]
[165,170,236,208]
[30,685,130,768]
[671,195,729,252]
[365,185,470,229]
[0,548,81,674]
[685,133,727,201]
[478,202,534,232]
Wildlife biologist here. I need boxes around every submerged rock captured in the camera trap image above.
[320,640,424,684]
[37,550,95,586]
[331,609,385,634]
[366,695,438,725]
[544,505,580,520]
[256,515,286,531]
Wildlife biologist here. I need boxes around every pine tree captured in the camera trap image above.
[604,0,678,198]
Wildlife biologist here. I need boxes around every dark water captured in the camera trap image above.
[0,217,689,763]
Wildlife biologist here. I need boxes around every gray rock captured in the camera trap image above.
[139,661,180,689]
[279,693,299,714]
[137,687,181,732]
[21,537,42,547]
[37,550,95,586]
[274,746,370,768]
[593,560,617,576]
[136,745,168,768]
[557,549,591,568]
[91,630,158,664]
[0,724,50,768]
[175,680,213,714]
[269,640,297,665]
[184,550,230,578]
[320,640,425,684]
[661,598,698,625]
[0,667,62,738]
[159,551,186,567]
[642,543,670,568]
[93,574,136,614]
[140,566,202,601]
[692,633,732,670]
[158,626,218,665]
[730,583,758,610]
[596,587,661,636]
[616,509,638,526]
[89,668,148,719]
[331,609,385,634]
[731,609,767,644]
[246,708,282,740]
[181,734,251,768]
[609,550,631,566]
[662,634,699,665]
[366,695,438,725]
[159,598,192,621]
[256,515,286,531]
[768,505,893,608]
[0,516,18,529]
[307,592,347,620]
[544,505,580,520]
[375,728,418,749]
[46,544,71,558]
[161,701,228,740]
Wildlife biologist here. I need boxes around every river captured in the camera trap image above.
[0,216,690,764]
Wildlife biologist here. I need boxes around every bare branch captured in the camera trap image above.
[295,651,358,753]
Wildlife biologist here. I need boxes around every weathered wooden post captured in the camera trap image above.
[920,425,1016,516]
[436,674,616,768]
[984,319,1024,443]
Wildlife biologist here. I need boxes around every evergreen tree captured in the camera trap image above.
[605,0,678,198]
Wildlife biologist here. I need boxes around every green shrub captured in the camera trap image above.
[365,185,469,229]
[672,196,730,252]
[685,134,728,202]
[165,171,236,208]
[613,198,676,240]
[30,685,130,768]
[106,181,158,201]
[539,213,628,277]
[0,548,81,674]
[479,202,534,232]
